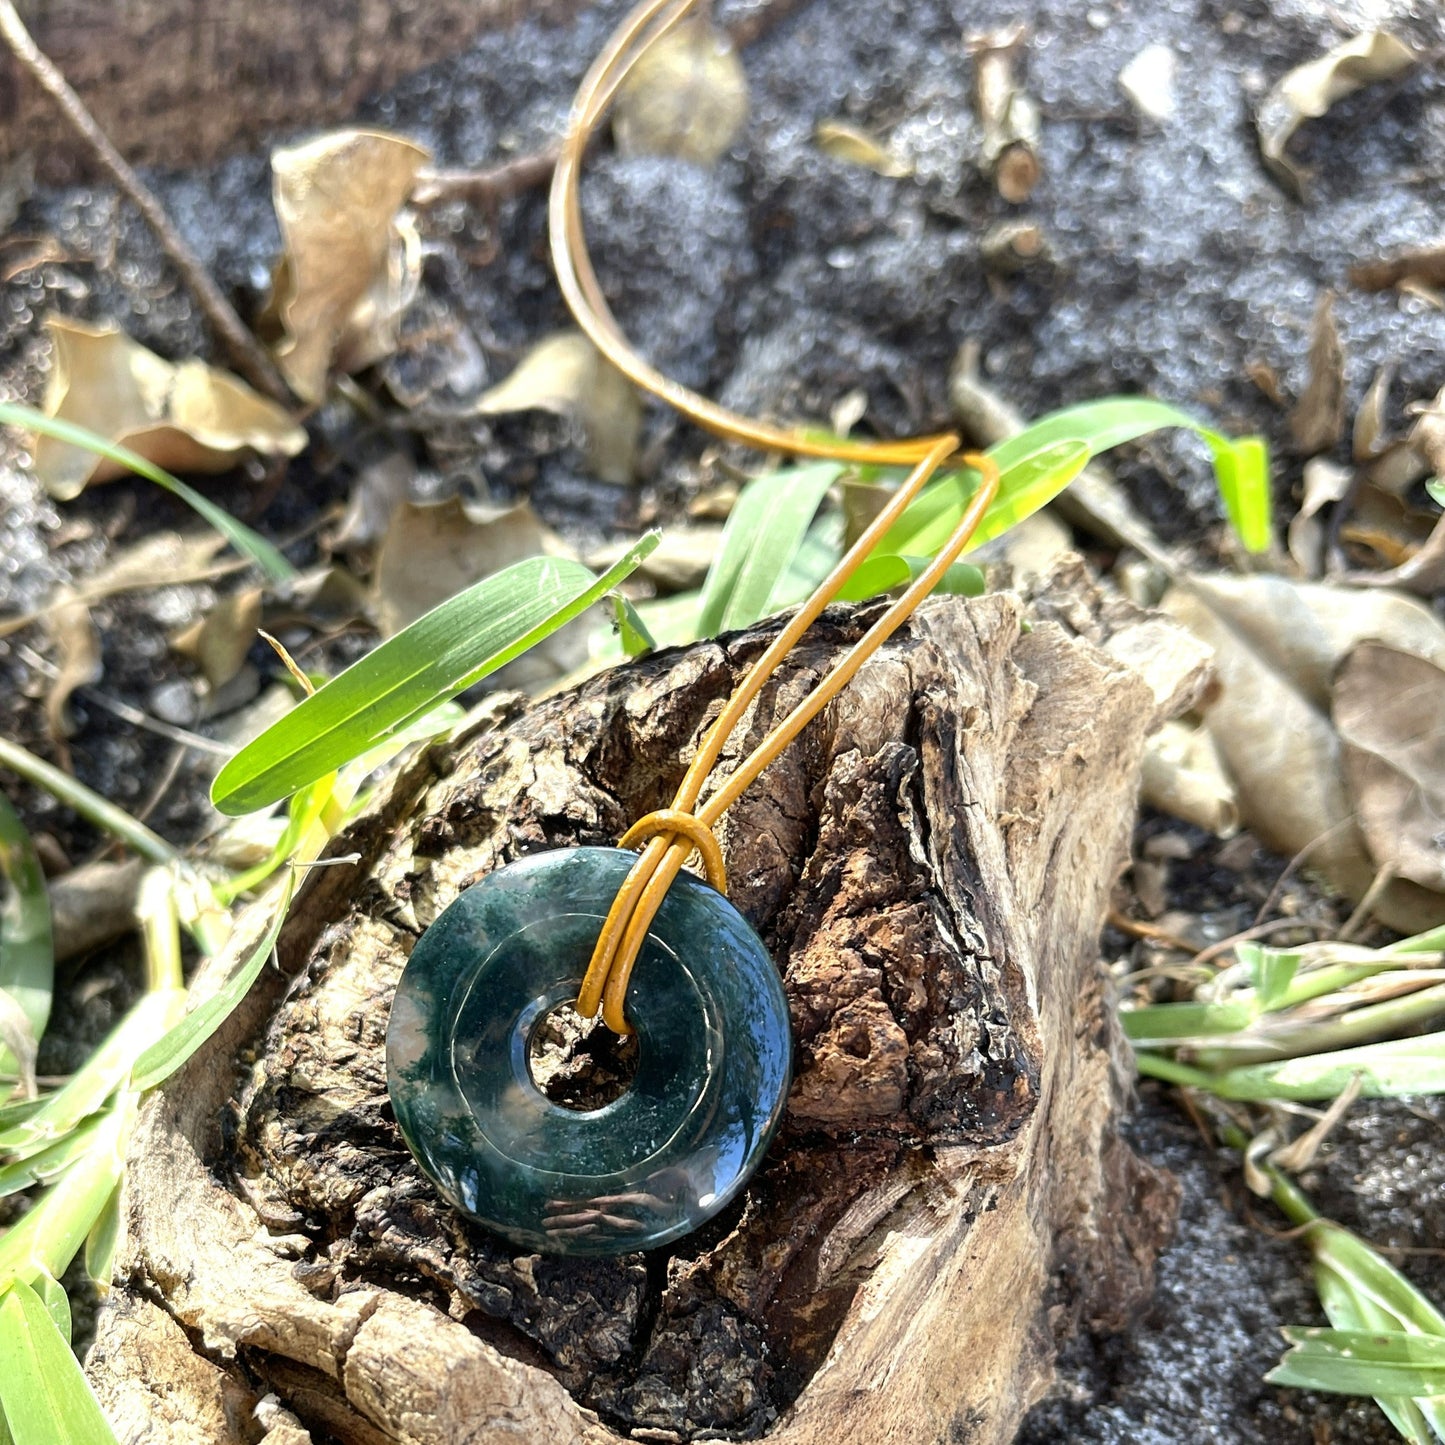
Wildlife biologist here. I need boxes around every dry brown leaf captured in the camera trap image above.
[1287,456,1352,576]
[0,533,234,640]
[268,130,429,404]
[170,587,264,692]
[475,332,641,486]
[1183,573,1445,707]
[373,496,567,638]
[34,318,306,501]
[1343,512,1445,596]
[1350,243,1445,294]
[813,120,911,178]
[1334,642,1445,890]
[1162,581,1445,932]
[264,566,368,634]
[1289,291,1344,456]
[1139,719,1240,838]
[1353,363,1393,463]
[44,593,100,744]
[1408,383,1445,479]
[1257,31,1416,198]
[613,19,748,165]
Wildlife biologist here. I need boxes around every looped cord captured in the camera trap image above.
[552,0,1004,1033]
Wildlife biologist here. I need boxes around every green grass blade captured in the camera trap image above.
[877,398,1270,560]
[1268,1334,1445,1398]
[212,538,659,815]
[695,463,841,637]
[129,879,293,1093]
[0,401,296,585]
[0,1279,119,1445]
[0,794,52,1088]
[83,1183,121,1291]
[1206,1033,1445,1101]
[834,554,985,604]
[0,1119,101,1200]
[1118,997,1259,1044]
[0,1099,131,1290]
[0,993,179,1158]
[29,1274,69,1344]
[873,440,1089,560]
[612,595,656,657]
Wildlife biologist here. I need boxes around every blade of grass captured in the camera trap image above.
[0,992,181,1158]
[612,595,656,657]
[0,1278,119,1445]
[0,794,51,1091]
[129,876,293,1093]
[696,462,841,637]
[83,1182,121,1291]
[1269,1327,1445,1398]
[1,401,295,584]
[0,1098,132,1290]
[212,538,658,815]
[873,439,1089,560]
[0,1117,101,1199]
[834,554,985,604]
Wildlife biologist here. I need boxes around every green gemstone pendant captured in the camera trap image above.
[386,847,792,1256]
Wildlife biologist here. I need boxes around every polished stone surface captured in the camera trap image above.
[386,847,792,1256]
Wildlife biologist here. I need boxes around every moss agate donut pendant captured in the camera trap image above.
[386,848,791,1256]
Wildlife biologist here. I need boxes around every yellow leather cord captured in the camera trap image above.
[551,0,1002,1033]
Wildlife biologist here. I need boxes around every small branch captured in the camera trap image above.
[0,0,294,407]
[412,148,560,208]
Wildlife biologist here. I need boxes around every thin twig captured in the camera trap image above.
[1251,818,1356,927]
[413,148,560,208]
[0,0,294,407]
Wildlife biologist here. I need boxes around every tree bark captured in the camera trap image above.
[87,562,1208,1445]
[0,0,579,179]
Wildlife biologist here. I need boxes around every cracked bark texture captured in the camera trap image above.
[87,564,1207,1445]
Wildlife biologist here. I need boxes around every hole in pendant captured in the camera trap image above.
[527,1003,640,1111]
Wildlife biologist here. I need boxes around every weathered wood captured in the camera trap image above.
[0,0,576,178]
[87,563,1206,1444]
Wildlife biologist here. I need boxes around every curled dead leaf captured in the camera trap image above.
[267,130,429,404]
[1287,456,1351,576]
[373,496,566,637]
[44,593,100,747]
[613,19,748,166]
[1140,719,1239,838]
[476,331,641,485]
[170,587,264,693]
[1289,291,1344,457]
[814,120,911,178]
[1163,576,1445,932]
[34,318,306,500]
[1333,642,1445,891]
[1256,31,1416,199]
[1350,242,1445,296]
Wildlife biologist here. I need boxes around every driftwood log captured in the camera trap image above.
[86,563,1207,1445]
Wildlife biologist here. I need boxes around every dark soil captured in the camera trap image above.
[3,0,1445,1439]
